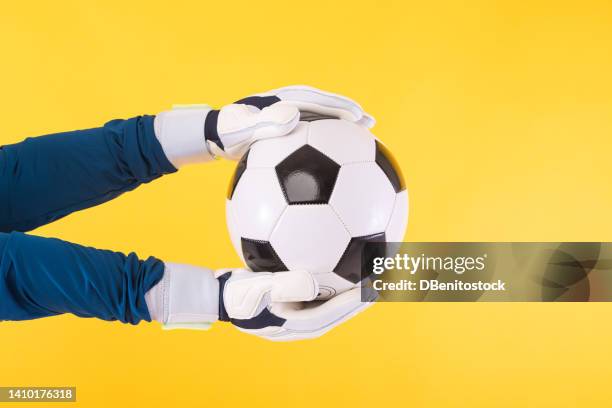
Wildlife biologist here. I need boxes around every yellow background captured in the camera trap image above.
[1,1,612,406]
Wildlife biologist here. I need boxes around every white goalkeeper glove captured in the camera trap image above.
[145,263,376,341]
[154,85,375,166]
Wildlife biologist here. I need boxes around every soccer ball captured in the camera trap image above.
[226,119,408,299]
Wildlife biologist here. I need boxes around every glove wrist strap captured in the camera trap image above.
[154,105,215,168]
[145,263,220,329]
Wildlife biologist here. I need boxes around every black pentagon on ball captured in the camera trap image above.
[227,150,250,199]
[275,145,340,204]
[375,141,406,193]
[241,237,288,272]
[334,232,387,284]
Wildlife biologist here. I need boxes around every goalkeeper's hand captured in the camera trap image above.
[154,85,375,166]
[145,263,376,341]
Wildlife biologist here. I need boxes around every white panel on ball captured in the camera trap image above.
[307,120,376,165]
[225,199,246,263]
[329,162,396,237]
[385,190,409,241]
[270,205,351,274]
[231,168,287,240]
[247,122,309,168]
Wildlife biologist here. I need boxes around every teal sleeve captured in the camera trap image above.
[0,232,164,324]
[0,115,177,232]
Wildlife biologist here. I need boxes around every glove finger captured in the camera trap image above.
[216,103,299,160]
[218,103,299,143]
[270,270,319,303]
[299,110,376,128]
[259,85,375,127]
[355,112,376,128]
[223,269,317,320]
[263,287,376,341]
